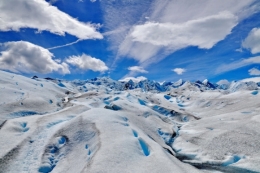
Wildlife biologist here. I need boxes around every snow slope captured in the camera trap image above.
[0,70,260,173]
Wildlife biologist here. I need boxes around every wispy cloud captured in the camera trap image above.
[103,26,130,37]
[0,0,102,40]
[216,56,260,74]
[172,68,186,75]
[66,54,108,72]
[0,41,70,74]
[99,0,153,54]
[128,66,148,73]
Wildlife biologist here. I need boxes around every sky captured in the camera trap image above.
[1,0,260,83]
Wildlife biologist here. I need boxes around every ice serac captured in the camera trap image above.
[0,70,260,173]
[229,81,258,92]
[173,79,185,88]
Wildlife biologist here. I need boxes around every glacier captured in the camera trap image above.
[0,70,260,173]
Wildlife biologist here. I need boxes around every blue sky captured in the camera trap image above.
[1,0,260,83]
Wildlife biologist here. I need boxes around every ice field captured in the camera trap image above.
[0,70,260,173]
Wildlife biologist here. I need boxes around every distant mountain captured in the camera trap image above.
[67,76,259,93]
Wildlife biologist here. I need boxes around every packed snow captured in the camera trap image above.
[0,70,260,173]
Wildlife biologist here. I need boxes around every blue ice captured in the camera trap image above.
[105,104,121,111]
[58,82,66,87]
[132,130,138,137]
[222,155,241,166]
[251,90,258,95]
[58,136,66,145]
[38,165,52,173]
[20,122,27,128]
[164,95,171,100]
[138,138,150,156]
[10,111,38,117]
[23,127,30,132]
[178,104,185,107]
[138,99,146,106]
[50,146,59,154]
[103,97,110,101]
[152,105,172,116]
[113,97,120,101]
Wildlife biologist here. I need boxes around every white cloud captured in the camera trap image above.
[66,54,108,72]
[0,0,102,40]
[241,77,260,83]
[131,12,237,49]
[249,68,260,75]
[172,68,186,75]
[128,66,148,73]
[216,56,260,74]
[119,76,147,83]
[0,41,70,74]
[242,28,260,54]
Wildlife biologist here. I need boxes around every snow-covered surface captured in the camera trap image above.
[0,70,260,173]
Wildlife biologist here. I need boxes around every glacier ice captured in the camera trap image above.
[0,70,260,173]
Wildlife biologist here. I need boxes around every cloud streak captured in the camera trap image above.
[48,39,83,50]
